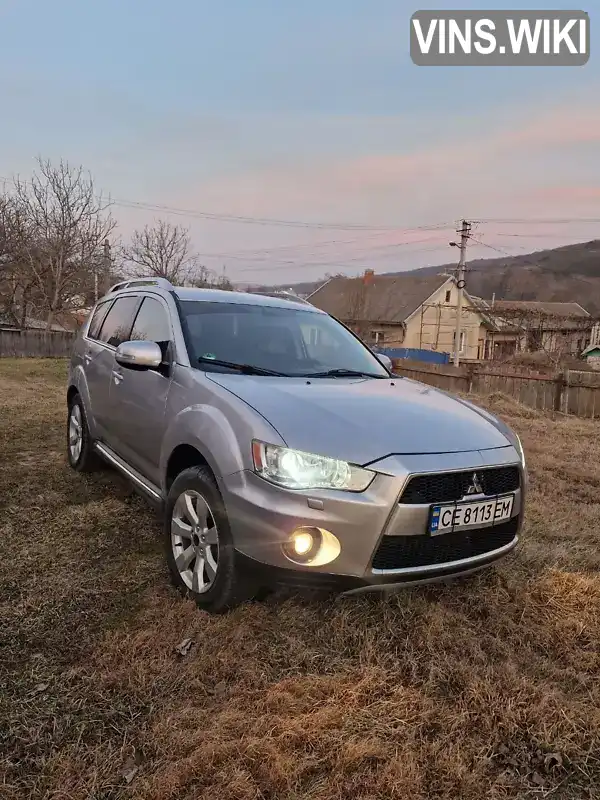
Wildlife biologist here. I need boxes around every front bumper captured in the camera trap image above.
[222,446,526,590]
[236,533,519,595]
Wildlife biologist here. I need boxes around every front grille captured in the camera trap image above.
[371,517,519,571]
[399,466,520,505]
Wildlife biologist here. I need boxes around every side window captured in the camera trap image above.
[87,301,113,340]
[97,296,140,348]
[130,297,172,360]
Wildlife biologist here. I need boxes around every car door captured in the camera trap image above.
[79,299,113,436]
[81,296,140,439]
[105,294,174,487]
[84,295,140,442]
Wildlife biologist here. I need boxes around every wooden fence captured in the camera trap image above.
[391,359,600,419]
[0,329,76,358]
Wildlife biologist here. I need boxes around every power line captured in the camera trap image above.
[469,237,515,257]
[472,217,600,225]
[236,244,448,273]
[0,174,454,232]
[209,235,451,267]
[192,231,452,261]
[5,171,600,230]
[470,235,559,259]
[494,232,593,239]
[190,230,398,259]
[112,197,401,230]
[220,228,592,267]
[113,200,458,232]
[468,235,570,275]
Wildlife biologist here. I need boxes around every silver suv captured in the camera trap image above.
[67,277,527,613]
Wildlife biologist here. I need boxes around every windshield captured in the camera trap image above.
[179,300,389,378]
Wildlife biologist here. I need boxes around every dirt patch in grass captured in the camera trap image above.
[1,359,599,799]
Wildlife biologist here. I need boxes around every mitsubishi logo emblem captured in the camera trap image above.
[465,472,484,496]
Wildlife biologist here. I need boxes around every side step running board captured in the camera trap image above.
[94,442,163,503]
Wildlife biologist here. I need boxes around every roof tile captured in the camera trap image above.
[308,273,452,323]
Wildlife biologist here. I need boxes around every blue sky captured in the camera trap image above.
[1,0,598,283]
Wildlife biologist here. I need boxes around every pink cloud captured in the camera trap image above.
[178,102,600,220]
[333,106,600,190]
[528,185,600,202]
[503,109,600,147]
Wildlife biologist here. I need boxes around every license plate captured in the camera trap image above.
[429,494,514,536]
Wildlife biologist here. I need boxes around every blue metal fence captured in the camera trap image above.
[373,347,450,365]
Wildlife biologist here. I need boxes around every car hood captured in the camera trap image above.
[207,374,512,465]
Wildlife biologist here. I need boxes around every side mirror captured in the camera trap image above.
[377,353,393,371]
[115,340,163,370]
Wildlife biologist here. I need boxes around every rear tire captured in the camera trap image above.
[164,466,256,614]
[67,394,101,473]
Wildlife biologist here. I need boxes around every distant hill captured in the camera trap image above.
[249,239,600,315]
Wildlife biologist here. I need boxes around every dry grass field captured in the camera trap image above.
[1,358,600,800]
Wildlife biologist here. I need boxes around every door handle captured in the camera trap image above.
[112,370,123,385]
[84,353,92,365]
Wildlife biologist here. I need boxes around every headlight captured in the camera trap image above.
[251,440,375,491]
[514,433,526,468]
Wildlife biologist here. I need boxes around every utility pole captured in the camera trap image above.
[450,219,471,367]
[93,239,111,302]
[102,238,111,296]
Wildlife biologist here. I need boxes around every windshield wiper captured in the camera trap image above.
[198,357,287,376]
[303,368,387,379]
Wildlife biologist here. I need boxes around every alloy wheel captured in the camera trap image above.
[68,404,83,463]
[171,489,219,593]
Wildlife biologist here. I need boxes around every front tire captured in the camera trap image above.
[67,394,101,472]
[164,466,255,614]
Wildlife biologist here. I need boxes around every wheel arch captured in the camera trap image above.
[67,384,79,405]
[165,444,217,493]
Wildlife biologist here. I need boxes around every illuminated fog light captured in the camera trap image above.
[292,530,314,555]
[282,527,341,567]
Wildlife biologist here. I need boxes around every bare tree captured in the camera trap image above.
[488,305,599,368]
[191,265,217,288]
[0,194,19,321]
[191,265,233,290]
[0,194,13,268]
[0,193,41,327]
[345,277,371,340]
[216,275,234,291]
[123,219,196,284]
[12,158,115,330]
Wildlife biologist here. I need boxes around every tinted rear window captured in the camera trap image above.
[97,296,140,348]
[87,301,113,340]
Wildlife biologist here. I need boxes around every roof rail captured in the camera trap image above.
[107,277,174,294]
[250,290,312,306]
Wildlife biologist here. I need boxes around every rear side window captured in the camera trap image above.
[87,301,113,340]
[97,296,140,348]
